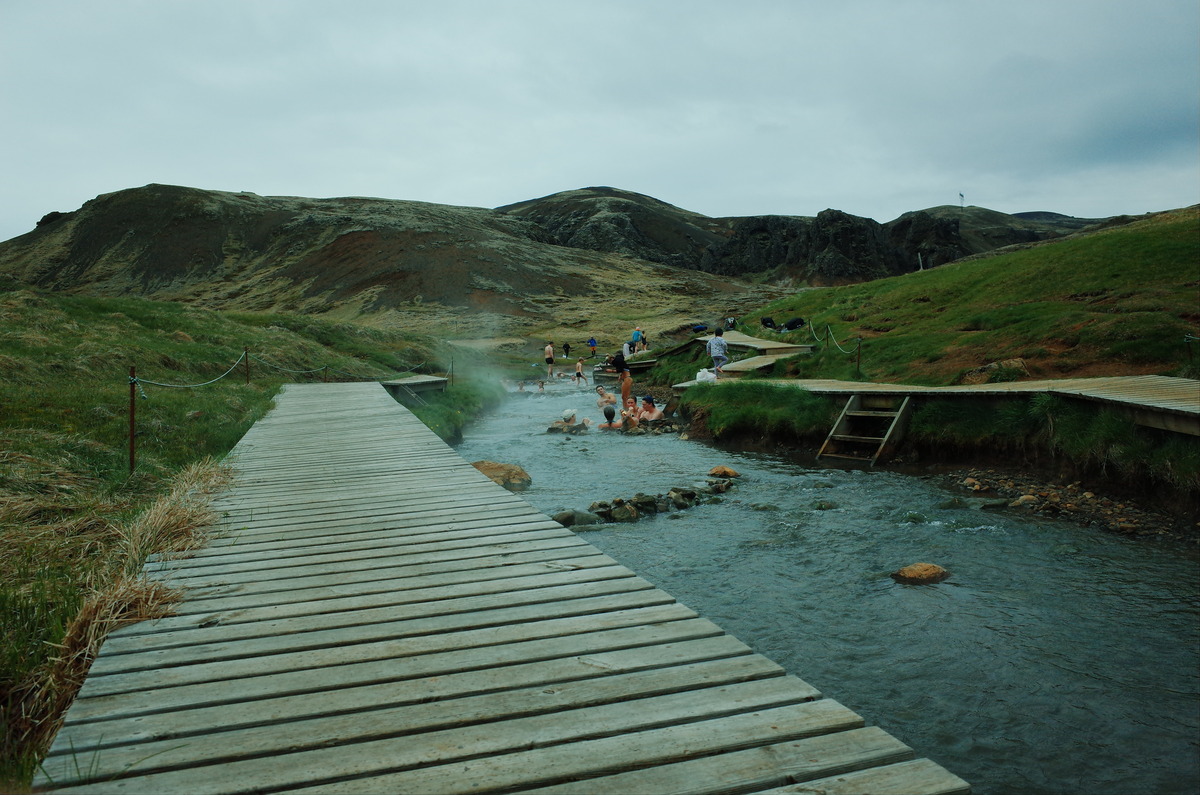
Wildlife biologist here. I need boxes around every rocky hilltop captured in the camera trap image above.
[499,187,1109,283]
[0,184,1110,331]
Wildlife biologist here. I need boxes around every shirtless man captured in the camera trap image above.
[575,358,588,385]
[637,395,664,421]
[544,341,555,379]
[595,386,617,409]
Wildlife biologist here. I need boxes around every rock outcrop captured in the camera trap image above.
[471,461,532,491]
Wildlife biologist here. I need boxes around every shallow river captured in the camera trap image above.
[453,384,1200,795]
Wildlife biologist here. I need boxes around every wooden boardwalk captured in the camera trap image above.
[674,375,1200,435]
[36,383,968,794]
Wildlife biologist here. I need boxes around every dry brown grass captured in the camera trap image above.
[2,576,181,792]
[0,458,232,789]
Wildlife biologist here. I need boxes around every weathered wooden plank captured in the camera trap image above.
[104,564,636,639]
[521,726,913,794]
[758,757,971,794]
[151,527,579,582]
[69,600,701,709]
[45,655,798,785]
[139,552,616,617]
[50,635,774,756]
[152,536,591,590]
[157,548,612,610]
[53,686,852,794]
[88,576,664,668]
[170,509,560,562]
[149,514,567,573]
[285,701,865,795]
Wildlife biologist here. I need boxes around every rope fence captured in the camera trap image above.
[126,348,434,473]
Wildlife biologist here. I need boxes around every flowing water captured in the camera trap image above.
[453,384,1200,795]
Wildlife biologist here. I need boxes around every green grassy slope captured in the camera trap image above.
[734,207,1199,384]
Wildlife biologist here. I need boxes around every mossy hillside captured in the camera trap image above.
[732,207,1200,384]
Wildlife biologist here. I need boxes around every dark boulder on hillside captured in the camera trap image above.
[700,210,909,284]
[885,210,969,269]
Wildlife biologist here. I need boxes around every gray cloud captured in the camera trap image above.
[1,0,1196,242]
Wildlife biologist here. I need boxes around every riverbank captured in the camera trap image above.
[634,376,1199,544]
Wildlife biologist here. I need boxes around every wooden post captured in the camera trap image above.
[128,366,136,474]
[856,337,862,373]
[323,365,329,383]
[244,348,251,384]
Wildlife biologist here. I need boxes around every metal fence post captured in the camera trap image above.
[129,366,136,474]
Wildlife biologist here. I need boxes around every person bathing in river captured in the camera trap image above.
[575,358,587,385]
[550,408,591,434]
[621,397,641,428]
[595,385,617,408]
[638,395,664,421]
[597,405,623,431]
[544,341,555,379]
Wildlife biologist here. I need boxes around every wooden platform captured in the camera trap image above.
[35,383,968,794]
[673,375,1200,435]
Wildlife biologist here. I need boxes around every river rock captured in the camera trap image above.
[891,562,950,584]
[471,461,532,491]
[709,465,740,478]
[1010,494,1038,508]
[553,509,603,528]
[610,500,640,522]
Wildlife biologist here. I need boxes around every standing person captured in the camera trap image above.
[610,350,631,404]
[563,341,572,358]
[574,358,587,385]
[707,328,729,377]
[544,341,555,379]
[587,336,597,356]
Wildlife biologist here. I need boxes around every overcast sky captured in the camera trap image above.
[2,0,1197,243]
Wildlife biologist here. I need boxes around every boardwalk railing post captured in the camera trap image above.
[128,366,136,474]
[856,337,862,374]
[244,348,251,385]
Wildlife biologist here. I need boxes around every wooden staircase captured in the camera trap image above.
[817,394,912,466]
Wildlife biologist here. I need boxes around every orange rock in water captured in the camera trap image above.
[709,465,740,478]
[892,562,950,584]
[471,460,532,491]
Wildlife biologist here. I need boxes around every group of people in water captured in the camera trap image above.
[550,385,665,434]
[540,327,668,434]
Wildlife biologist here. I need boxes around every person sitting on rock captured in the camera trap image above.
[597,405,623,431]
[637,395,664,421]
[595,385,617,408]
[549,408,591,434]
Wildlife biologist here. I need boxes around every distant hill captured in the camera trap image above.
[499,187,1117,283]
[0,183,1125,336]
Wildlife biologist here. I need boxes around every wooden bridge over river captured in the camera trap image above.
[37,382,969,794]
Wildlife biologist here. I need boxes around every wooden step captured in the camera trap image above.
[831,434,886,443]
[820,452,875,461]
